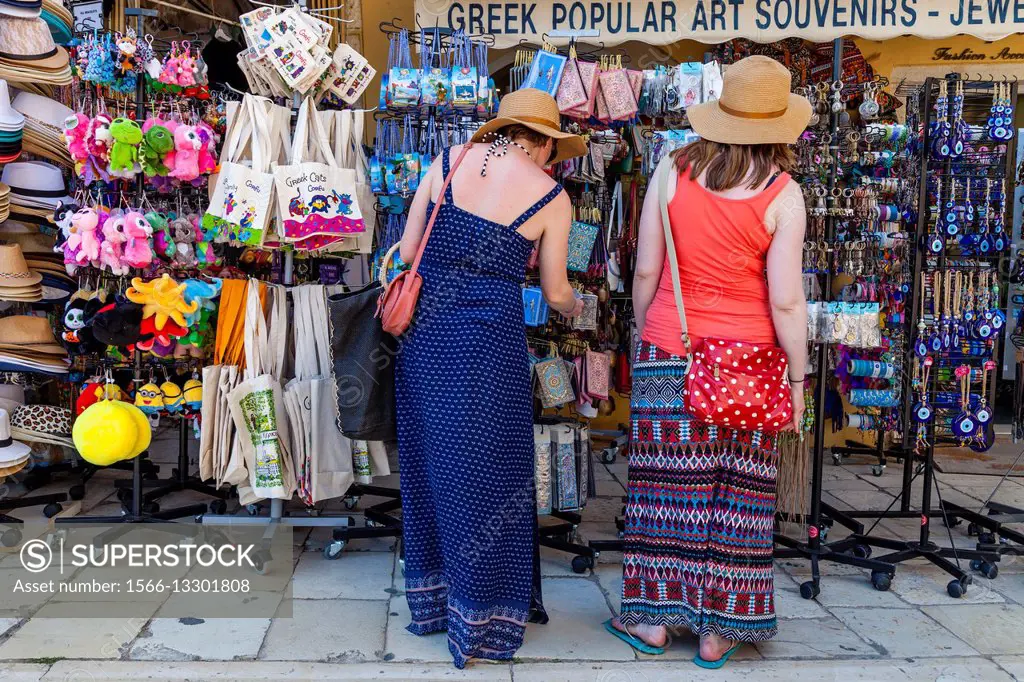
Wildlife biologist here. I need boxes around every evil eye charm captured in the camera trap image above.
[930,334,943,352]
[977,322,993,339]
[952,412,977,440]
[954,140,965,156]
[915,339,928,357]
[928,235,945,254]
[945,221,959,236]
[913,402,933,423]
[996,126,1008,140]
[976,405,993,424]
[964,310,975,322]
[992,310,1006,330]
[996,234,1008,252]
[942,330,952,349]
[979,235,992,254]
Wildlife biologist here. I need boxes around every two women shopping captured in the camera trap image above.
[394,56,810,669]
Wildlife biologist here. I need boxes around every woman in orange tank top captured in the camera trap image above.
[605,56,809,668]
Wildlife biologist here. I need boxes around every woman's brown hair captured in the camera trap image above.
[671,139,795,192]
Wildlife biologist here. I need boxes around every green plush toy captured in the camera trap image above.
[146,210,176,260]
[140,125,174,177]
[108,117,143,177]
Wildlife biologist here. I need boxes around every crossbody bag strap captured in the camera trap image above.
[657,157,691,355]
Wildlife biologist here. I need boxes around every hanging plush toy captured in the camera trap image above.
[168,125,201,181]
[147,211,175,261]
[63,113,91,167]
[195,122,218,175]
[122,211,153,268]
[62,289,108,355]
[75,381,128,416]
[71,207,101,265]
[115,31,137,76]
[99,211,128,276]
[108,117,143,177]
[183,374,203,412]
[87,112,113,162]
[160,380,183,413]
[134,382,165,415]
[74,396,151,465]
[139,123,174,177]
[177,44,197,87]
[171,216,197,267]
[126,274,199,329]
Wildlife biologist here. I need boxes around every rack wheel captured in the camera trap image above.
[852,544,872,559]
[799,581,819,599]
[142,502,160,515]
[252,550,272,575]
[601,448,617,464]
[871,571,892,592]
[947,577,969,598]
[831,452,842,465]
[208,500,227,515]
[978,532,997,545]
[967,522,979,536]
[942,514,961,528]
[68,485,85,501]
[323,540,345,560]
[571,556,594,574]
[1,527,21,547]
[23,472,47,491]
[43,503,62,519]
[871,464,885,477]
[973,561,999,579]
[343,497,359,511]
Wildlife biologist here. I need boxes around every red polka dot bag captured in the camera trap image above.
[656,160,793,433]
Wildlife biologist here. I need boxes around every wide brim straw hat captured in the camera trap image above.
[686,55,812,146]
[471,88,587,166]
[0,242,40,286]
[0,15,67,69]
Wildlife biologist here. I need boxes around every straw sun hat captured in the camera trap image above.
[686,55,812,146]
[471,88,587,165]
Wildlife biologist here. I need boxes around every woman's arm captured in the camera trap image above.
[766,181,808,430]
[398,151,446,264]
[632,157,671,334]
[537,191,581,316]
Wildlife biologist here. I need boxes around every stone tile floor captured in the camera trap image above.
[0,446,1024,680]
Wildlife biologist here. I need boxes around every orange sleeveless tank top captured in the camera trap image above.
[642,170,790,357]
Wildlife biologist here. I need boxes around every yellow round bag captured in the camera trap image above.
[73,400,139,466]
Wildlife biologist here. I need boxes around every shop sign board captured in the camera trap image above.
[416,0,1024,48]
[71,0,104,30]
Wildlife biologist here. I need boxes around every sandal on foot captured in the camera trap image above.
[603,618,665,655]
[693,642,742,669]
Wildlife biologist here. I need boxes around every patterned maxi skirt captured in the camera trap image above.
[620,341,779,642]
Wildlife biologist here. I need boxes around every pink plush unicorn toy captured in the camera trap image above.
[63,113,91,165]
[72,207,102,265]
[168,126,201,181]
[99,211,129,276]
[122,211,154,268]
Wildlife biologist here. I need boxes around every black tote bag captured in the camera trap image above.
[327,283,399,441]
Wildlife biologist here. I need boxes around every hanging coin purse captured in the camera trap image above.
[571,293,599,331]
[598,61,638,122]
[556,47,589,111]
[534,344,575,409]
[584,349,610,400]
[522,286,550,327]
[567,219,600,272]
[562,59,599,120]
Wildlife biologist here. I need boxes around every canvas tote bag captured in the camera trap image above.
[273,97,366,252]
[228,281,296,501]
[328,110,376,255]
[203,94,276,247]
[285,285,354,503]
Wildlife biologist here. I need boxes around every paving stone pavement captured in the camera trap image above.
[1,456,1024,679]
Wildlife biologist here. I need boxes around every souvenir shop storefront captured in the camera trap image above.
[0,0,1021,608]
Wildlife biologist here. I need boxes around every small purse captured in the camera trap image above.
[567,219,600,272]
[522,286,550,327]
[656,159,793,433]
[572,293,599,331]
[584,349,610,400]
[534,344,575,408]
[377,143,473,336]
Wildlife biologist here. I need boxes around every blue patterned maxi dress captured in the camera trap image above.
[395,147,564,668]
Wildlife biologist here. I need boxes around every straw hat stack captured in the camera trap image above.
[0,184,10,223]
[23,249,73,302]
[40,0,72,45]
[0,243,41,302]
[0,14,72,89]
[11,90,71,166]
[0,80,23,163]
[0,408,31,476]
[0,314,69,374]
[0,160,70,223]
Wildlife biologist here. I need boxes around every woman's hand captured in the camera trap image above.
[786,383,806,434]
[561,295,585,319]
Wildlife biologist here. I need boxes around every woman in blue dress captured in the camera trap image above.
[395,89,587,668]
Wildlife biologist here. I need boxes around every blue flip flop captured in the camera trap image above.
[603,618,665,655]
[693,642,743,669]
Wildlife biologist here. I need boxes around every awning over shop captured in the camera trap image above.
[415,0,1024,49]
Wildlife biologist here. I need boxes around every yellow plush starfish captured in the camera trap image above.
[126,274,199,329]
